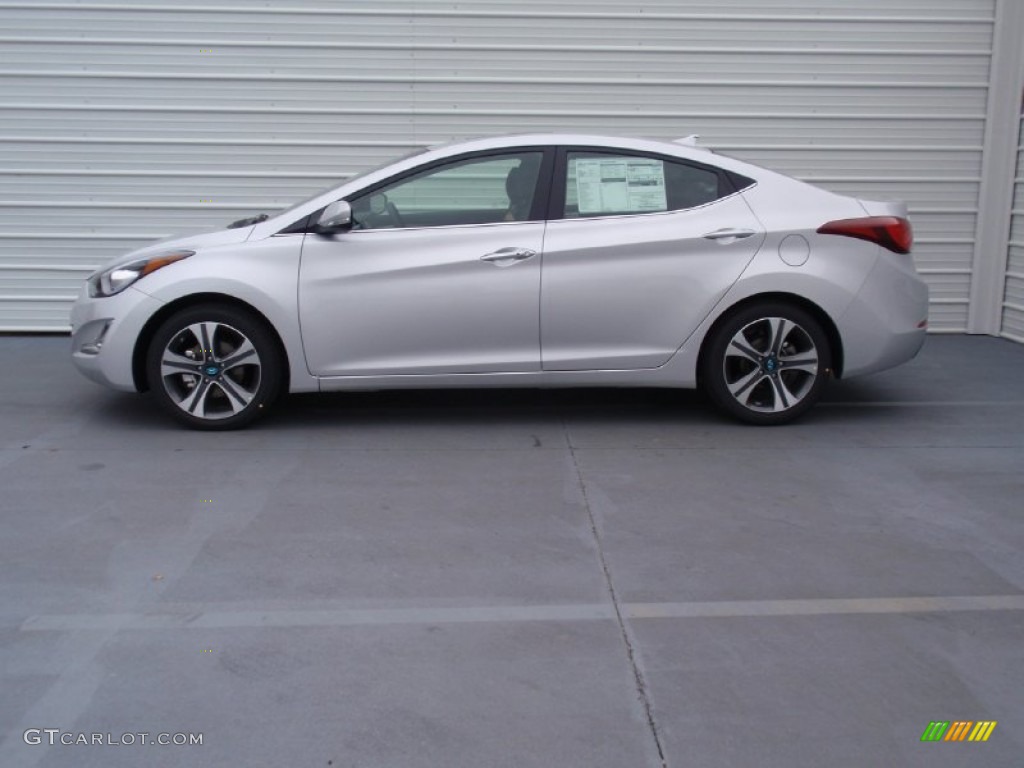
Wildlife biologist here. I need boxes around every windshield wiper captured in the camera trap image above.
[227,213,269,229]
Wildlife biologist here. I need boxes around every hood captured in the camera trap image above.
[96,225,257,271]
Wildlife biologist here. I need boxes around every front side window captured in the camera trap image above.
[350,152,543,230]
[563,152,726,218]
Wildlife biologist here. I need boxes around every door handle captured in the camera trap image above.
[480,247,538,265]
[703,228,757,243]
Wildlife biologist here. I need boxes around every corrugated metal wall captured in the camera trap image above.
[1004,115,1024,342]
[0,0,999,331]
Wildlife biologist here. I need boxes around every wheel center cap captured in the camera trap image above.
[204,364,220,377]
[764,356,777,373]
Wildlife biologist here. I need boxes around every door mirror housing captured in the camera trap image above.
[315,201,353,234]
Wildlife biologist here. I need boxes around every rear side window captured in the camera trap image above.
[563,152,729,218]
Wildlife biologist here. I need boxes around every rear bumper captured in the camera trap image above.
[838,251,929,378]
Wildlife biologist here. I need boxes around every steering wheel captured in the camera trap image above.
[386,201,405,228]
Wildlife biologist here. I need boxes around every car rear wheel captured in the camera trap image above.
[146,305,282,430]
[702,302,830,425]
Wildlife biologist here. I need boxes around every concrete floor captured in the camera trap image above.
[0,334,1021,767]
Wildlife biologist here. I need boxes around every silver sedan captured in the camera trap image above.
[70,134,928,429]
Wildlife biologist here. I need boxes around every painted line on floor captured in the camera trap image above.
[19,603,617,631]
[624,594,1024,618]
[820,400,1024,407]
[20,594,1024,632]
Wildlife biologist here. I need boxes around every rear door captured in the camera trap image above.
[541,148,765,371]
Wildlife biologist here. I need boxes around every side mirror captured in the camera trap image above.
[315,200,352,234]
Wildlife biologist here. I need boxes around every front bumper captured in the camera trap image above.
[70,286,165,391]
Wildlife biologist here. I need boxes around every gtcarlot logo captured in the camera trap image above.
[23,729,203,747]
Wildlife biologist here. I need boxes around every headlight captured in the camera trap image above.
[87,251,194,298]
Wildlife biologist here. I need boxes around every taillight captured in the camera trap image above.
[816,216,912,254]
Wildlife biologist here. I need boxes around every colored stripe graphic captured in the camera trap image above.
[921,722,949,742]
[944,721,972,741]
[921,720,997,742]
[968,721,997,742]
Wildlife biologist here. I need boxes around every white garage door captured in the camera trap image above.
[0,0,998,332]
[1004,114,1024,342]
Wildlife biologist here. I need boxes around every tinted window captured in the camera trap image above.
[350,152,543,230]
[563,152,726,218]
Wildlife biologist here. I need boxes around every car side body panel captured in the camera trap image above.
[540,193,765,370]
[298,222,545,376]
[128,234,319,393]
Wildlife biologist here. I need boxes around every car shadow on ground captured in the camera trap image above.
[81,381,902,434]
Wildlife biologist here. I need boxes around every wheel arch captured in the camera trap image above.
[132,293,291,393]
[696,292,844,385]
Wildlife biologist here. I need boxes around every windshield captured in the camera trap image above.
[266,146,434,222]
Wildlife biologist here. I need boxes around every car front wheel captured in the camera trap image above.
[702,302,831,425]
[146,305,282,430]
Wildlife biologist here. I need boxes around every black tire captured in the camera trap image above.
[146,304,282,430]
[701,302,831,425]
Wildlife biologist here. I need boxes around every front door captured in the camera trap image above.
[299,150,549,377]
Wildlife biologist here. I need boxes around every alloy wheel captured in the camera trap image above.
[158,321,263,421]
[722,316,820,414]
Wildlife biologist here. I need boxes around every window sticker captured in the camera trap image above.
[575,157,667,214]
